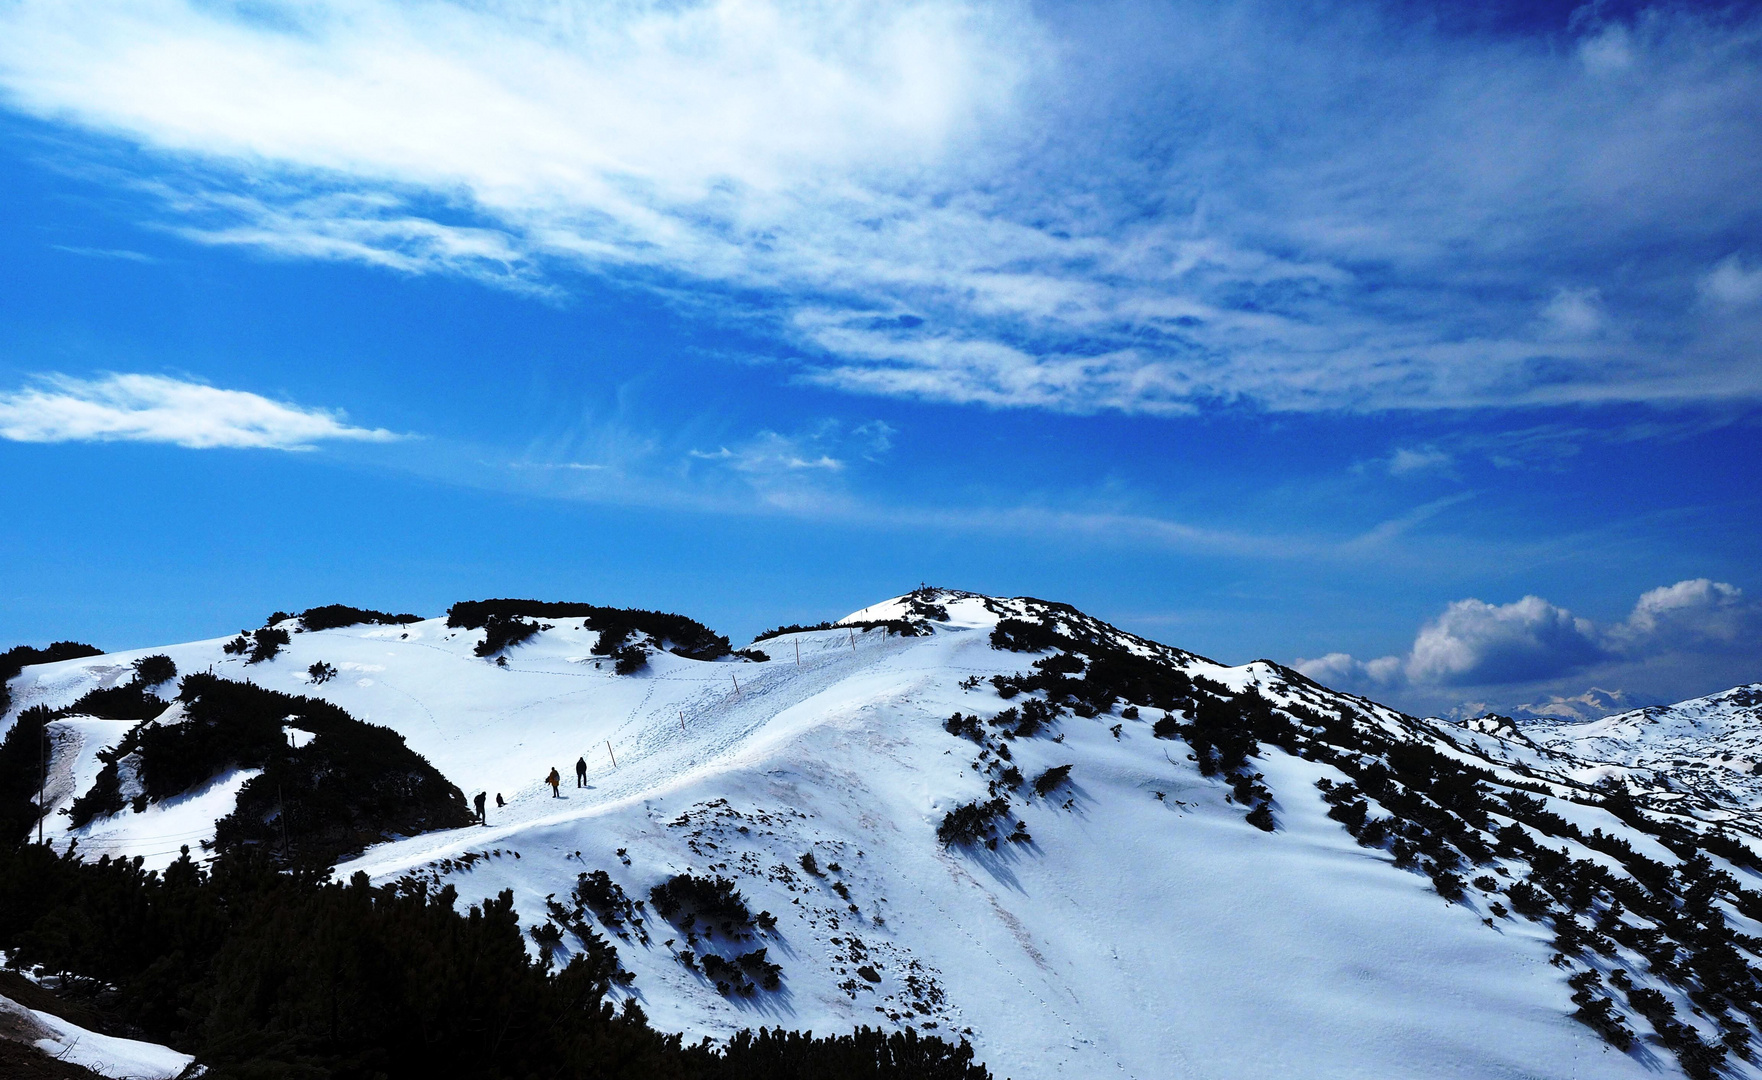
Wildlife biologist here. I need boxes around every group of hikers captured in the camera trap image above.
[471,756,592,824]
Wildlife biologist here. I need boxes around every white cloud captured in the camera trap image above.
[1296,652,1404,689]
[1578,25,1635,76]
[1611,578,1750,648]
[1701,254,1762,308]
[691,432,845,474]
[1405,595,1603,686]
[1296,579,1762,712]
[1384,446,1453,476]
[0,372,399,449]
[1540,287,1605,340]
[2,2,1761,413]
[51,244,156,262]
[851,419,895,457]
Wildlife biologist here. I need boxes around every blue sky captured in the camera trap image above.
[0,0,1758,719]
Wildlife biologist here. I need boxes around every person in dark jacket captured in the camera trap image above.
[473,791,487,824]
[495,793,505,808]
[546,767,562,797]
[575,756,588,787]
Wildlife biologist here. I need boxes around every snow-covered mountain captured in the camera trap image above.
[5,589,1762,1080]
[1455,687,1655,724]
[1521,684,1762,810]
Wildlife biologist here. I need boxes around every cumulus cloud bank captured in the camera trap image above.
[0,1,1759,413]
[1297,579,1761,715]
[0,373,398,450]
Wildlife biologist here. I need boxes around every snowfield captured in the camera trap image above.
[4,590,1760,1079]
[0,990,194,1079]
[1524,685,1762,810]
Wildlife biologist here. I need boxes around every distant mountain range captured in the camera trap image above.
[1458,687,1658,724]
[3,589,1760,1080]
[1518,684,1762,810]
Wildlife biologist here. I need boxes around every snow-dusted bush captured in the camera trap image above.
[449,599,731,659]
[943,712,983,741]
[297,604,422,632]
[612,644,648,675]
[1032,764,1073,797]
[700,947,782,995]
[753,617,929,643]
[573,870,642,934]
[474,614,542,657]
[936,798,1010,847]
[132,654,177,686]
[649,872,755,935]
[246,627,289,664]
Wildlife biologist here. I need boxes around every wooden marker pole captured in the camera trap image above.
[731,673,741,699]
[849,628,856,652]
[607,741,617,768]
[37,721,46,845]
[680,710,687,733]
[795,641,800,666]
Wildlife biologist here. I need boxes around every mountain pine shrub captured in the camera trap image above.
[297,604,422,631]
[246,627,289,664]
[649,873,755,936]
[131,654,177,686]
[474,614,543,657]
[1032,765,1073,797]
[449,599,730,659]
[0,844,988,1078]
[936,799,1010,847]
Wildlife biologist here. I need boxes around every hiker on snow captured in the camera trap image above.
[546,767,562,797]
[473,791,487,824]
[575,757,587,787]
[495,793,505,808]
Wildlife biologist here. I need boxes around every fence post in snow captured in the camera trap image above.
[607,741,617,768]
[850,628,856,651]
[681,710,686,733]
[37,722,45,846]
[732,673,740,699]
[795,640,800,666]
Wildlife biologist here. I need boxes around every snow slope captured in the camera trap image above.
[1523,684,1762,810]
[5,591,1760,1079]
[0,991,194,1079]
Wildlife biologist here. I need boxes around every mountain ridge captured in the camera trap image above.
[4,588,1761,1079]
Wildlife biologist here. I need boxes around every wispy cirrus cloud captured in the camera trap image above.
[0,372,399,449]
[1,1,1760,414]
[50,244,157,262]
